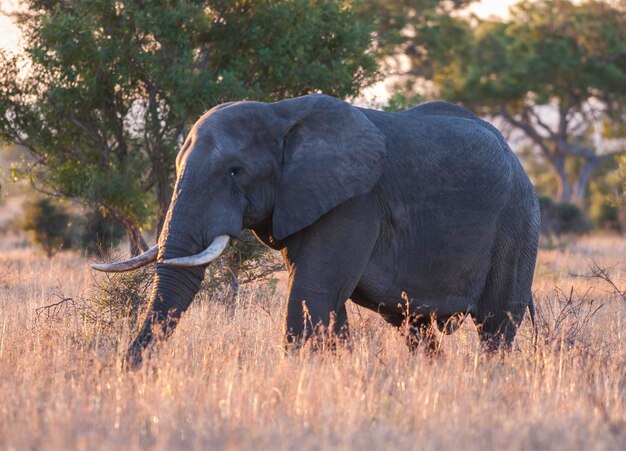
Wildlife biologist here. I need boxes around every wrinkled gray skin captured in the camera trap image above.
[126,94,539,367]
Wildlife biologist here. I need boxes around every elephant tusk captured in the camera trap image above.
[91,245,159,272]
[161,235,230,267]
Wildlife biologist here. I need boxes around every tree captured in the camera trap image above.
[77,208,126,255]
[21,197,72,258]
[0,0,378,254]
[403,0,626,205]
[358,1,475,74]
[588,154,626,230]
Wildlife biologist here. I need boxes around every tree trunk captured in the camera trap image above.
[145,83,175,238]
[100,203,149,257]
[572,157,602,206]
[127,224,149,257]
[553,159,573,204]
[557,175,573,204]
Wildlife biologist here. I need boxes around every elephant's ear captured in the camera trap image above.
[271,94,387,240]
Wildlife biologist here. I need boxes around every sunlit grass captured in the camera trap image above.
[0,235,624,449]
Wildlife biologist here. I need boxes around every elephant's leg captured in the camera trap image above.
[380,313,439,353]
[284,270,358,346]
[473,311,519,352]
[333,302,349,335]
[435,313,466,335]
[406,315,439,354]
[474,274,522,351]
[475,231,537,351]
[282,197,379,346]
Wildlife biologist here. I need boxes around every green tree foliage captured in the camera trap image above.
[357,0,475,105]
[588,156,626,230]
[21,197,72,258]
[611,155,626,208]
[358,1,475,55]
[403,0,626,205]
[0,0,378,255]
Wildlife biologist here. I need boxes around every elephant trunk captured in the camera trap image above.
[124,187,239,368]
[125,235,205,368]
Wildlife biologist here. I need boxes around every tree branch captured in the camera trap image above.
[558,92,575,138]
[497,105,558,165]
[525,106,556,139]
[98,201,149,254]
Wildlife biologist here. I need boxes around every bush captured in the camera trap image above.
[202,230,284,304]
[539,196,590,237]
[532,285,604,353]
[589,200,620,231]
[34,265,154,338]
[76,209,125,255]
[21,198,72,258]
[89,268,154,327]
[556,203,589,233]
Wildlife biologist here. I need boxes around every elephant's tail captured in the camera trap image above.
[528,296,538,350]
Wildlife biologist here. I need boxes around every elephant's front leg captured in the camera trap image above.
[281,198,380,346]
[381,313,440,354]
[285,291,349,344]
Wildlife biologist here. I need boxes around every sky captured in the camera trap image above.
[467,0,517,18]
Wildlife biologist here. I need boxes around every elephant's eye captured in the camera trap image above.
[229,167,243,177]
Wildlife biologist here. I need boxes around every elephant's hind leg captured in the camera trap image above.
[473,271,524,351]
[474,229,537,351]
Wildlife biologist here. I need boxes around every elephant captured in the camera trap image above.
[93,94,540,367]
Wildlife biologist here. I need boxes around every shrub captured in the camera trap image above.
[202,230,284,304]
[539,196,590,237]
[21,198,72,258]
[556,202,589,233]
[89,268,154,327]
[34,266,154,341]
[76,209,125,255]
[532,285,604,353]
[589,200,620,231]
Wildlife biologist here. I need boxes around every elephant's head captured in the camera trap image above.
[92,94,387,366]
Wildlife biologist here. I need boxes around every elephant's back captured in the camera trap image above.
[360,108,535,304]
[364,109,517,212]
[356,106,535,310]
[399,101,477,120]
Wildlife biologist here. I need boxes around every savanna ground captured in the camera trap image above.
[0,232,624,450]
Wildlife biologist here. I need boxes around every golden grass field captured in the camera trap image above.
[0,234,624,450]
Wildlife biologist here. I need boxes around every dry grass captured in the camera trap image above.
[0,236,624,450]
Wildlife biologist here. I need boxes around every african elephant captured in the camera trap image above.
[93,94,540,367]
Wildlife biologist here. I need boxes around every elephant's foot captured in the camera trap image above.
[403,315,441,355]
[474,313,518,353]
[123,343,145,371]
[285,319,351,353]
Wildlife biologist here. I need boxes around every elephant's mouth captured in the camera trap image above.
[91,234,230,272]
